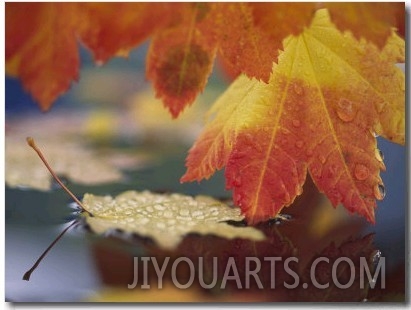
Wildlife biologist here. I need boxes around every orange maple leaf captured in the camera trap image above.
[323,2,405,48]
[182,9,405,224]
[6,3,81,111]
[78,3,169,64]
[146,3,218,118]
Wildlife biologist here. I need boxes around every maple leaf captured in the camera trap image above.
[83,191,265,249]
[218,2,315,82]
[78,3,169,64]
[6,3,80,111]
[322,2,405,48]
[182,9,405,224]
[146,3,218,117]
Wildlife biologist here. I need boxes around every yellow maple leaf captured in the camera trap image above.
[182,9,405,224]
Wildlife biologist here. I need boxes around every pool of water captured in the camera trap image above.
[5,138,406,302]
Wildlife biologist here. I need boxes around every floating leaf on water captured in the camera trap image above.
[5,137,124,191]
[83,190,266,249]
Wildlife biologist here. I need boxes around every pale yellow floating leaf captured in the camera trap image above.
[5,137,123,190]
[83,190,265,249]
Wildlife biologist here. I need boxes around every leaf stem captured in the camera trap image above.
[26,137,92,215]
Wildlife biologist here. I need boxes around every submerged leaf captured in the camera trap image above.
[83,190,265,249]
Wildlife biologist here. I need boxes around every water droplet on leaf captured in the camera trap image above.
[179,209,190,216]
[354,164,369,181]
[318,155,326,164]
[375,149,384,162]
[374,184,386,200]
[292,119,301,127]
[293,84,304,95]
[309,124,316,132]
[336,98,355,122]
[232,177,242,187]
[329,164,338,175]
[311,167,322,177]
[306,149,314,156]
[295,140,304,148]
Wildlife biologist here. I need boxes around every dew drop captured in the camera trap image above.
[154,204,166,211]
[281,128,289,135]
[318,155,326,164]
[354,164,369,181]
[309,124,316,132]
[329,164,338,175]
[311,167,321,177]
[262,126,270,133]
[374,184,386,200]
[375,148,384,163]
[306,149,314,156]
[293,84,304,95]
[243,122,250,129]
[254,143,263,153]
[179,209,190,216]
[163,210,174,218]
[336,98,355,122]
[192,210,204,218]
[232,177,242,187]
[156,222,166,229]
[295,140,304,148]
[292,119,301,127]
[370,250,382,276]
